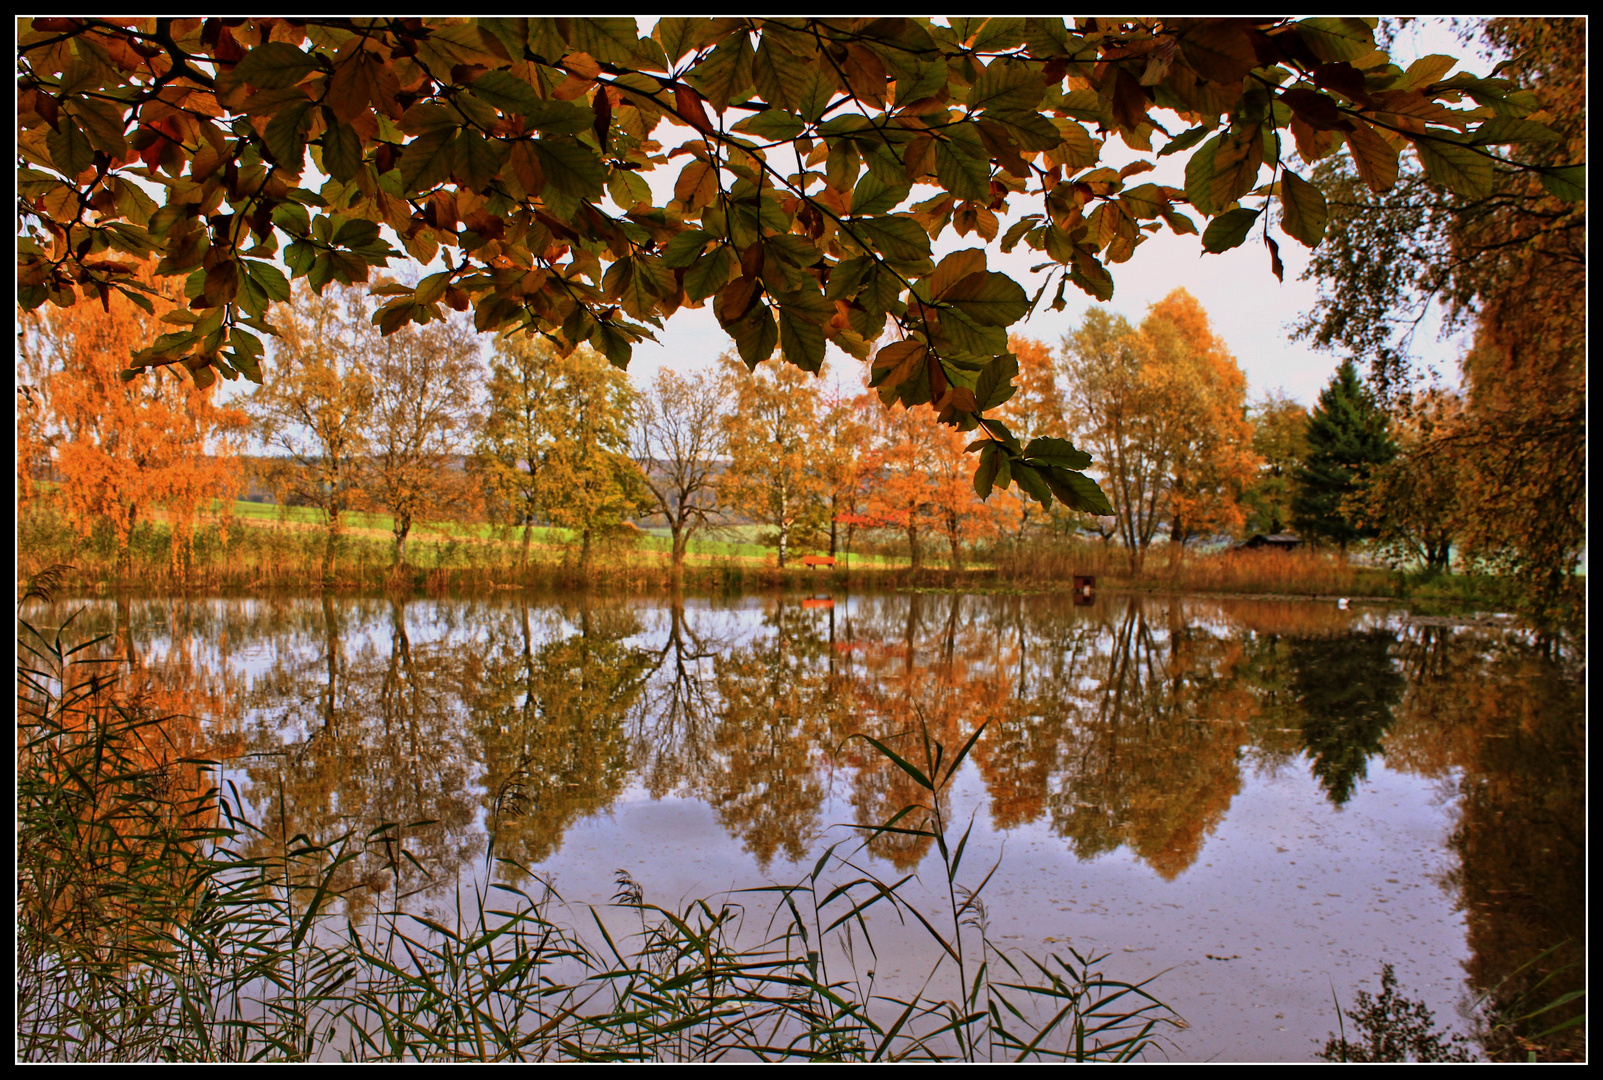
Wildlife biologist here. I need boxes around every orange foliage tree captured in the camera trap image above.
[18,264,248,571]
[1141,289,1258,546]
[865,399,1004,570]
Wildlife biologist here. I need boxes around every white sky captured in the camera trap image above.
[619,17,1506,408]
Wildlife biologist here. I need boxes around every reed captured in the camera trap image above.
[16,585,1179,1063]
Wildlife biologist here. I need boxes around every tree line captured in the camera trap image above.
[20,266,1470,583]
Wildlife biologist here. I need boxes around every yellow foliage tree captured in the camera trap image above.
[718,353,825,568]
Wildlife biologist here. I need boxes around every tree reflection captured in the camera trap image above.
[1288,629,1405,805]
[629,594,730,799]
[54,591,1580,1057]
[239,596,481,918]
[468,600,652,878]
[1384,626,1585,1058]
[1043,597,1255,879]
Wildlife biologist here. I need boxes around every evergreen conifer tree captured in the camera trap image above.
[1292,360,1395,553]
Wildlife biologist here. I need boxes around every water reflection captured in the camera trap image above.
[45,590,1583,1055]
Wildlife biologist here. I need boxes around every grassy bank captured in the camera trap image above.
[18,500,1521,611]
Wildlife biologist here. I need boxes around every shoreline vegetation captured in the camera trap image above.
[18,499,1525,615]
[18,596,1179,1063]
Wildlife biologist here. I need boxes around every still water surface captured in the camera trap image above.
[53,590,1583,1061]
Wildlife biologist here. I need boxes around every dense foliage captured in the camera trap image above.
[1291,359,1395,552]
[1294,17,1584,624]
[17,16,1579,520]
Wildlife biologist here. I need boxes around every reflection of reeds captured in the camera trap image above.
[17,606,1178,1061]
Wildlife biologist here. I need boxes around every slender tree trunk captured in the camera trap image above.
[776,483,789,568]
[520,518,531,568]
[324,505,341,579]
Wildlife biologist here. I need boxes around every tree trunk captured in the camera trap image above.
[324,506,341,579]
[670,521,687,574]
[776,483,789,568]
[907,522,922,569]
[520,519,531,568]
[393,512,411,566]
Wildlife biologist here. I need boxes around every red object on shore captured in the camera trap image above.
[1073,575,1095,605]
[801,555,836,568]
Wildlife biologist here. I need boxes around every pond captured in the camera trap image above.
[29,590,1584,1061]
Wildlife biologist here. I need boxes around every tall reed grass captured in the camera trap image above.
[985,538,1400,597]
[17,575,1178,1062]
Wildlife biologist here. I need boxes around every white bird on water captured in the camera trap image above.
[1337,598,1349,610]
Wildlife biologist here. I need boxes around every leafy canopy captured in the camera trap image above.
[16,16,1579,514]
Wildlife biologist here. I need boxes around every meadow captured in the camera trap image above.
[16,495,1519,611]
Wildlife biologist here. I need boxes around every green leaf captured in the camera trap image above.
[1159,124,1212,158]
[662,229,712,268]
[398,127,457,193]
[1209,125,1264,210]
[1278,169,1327,247]
[1023,437,1092,470]
[233,42,320,89]
[973,352,1018,411]
[973,445,999,498]
[1012,461,1052,507]
[244,259,291,303]
[688,31,755,113]
[469,69,546,116]
[321,122,363,184]
[1043,467,1113,514]
[1469,117,1563,145]
[566,18,640,66]
[940,271,1028,328]
[590,319,635,369]
[852,170,911,216]
[454,129,510,193]
[1184,134,1222,215]
[935,123,991,202]
[851,215,931,264]
[732,109,807,142]
[1538,164,1584,202]
[971,16,1025,53]
[777,299,827,373]
[45,119,94,178]
[684,245,737,301]
[969,58,1042,112]
[1412,136,1493,199]
[1296,17,1375,64]
[332,218,381,249]
[534,137,606,207]
[262,98,314,171]
[731,301,778,368]
[1201,207,1261,253]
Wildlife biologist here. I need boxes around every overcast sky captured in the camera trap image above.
[619,18,1503,408]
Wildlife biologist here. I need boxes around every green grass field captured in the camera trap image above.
[226,499,899,566]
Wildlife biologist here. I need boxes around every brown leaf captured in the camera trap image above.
[1344,119,1398,192]
[719,274,761,322]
